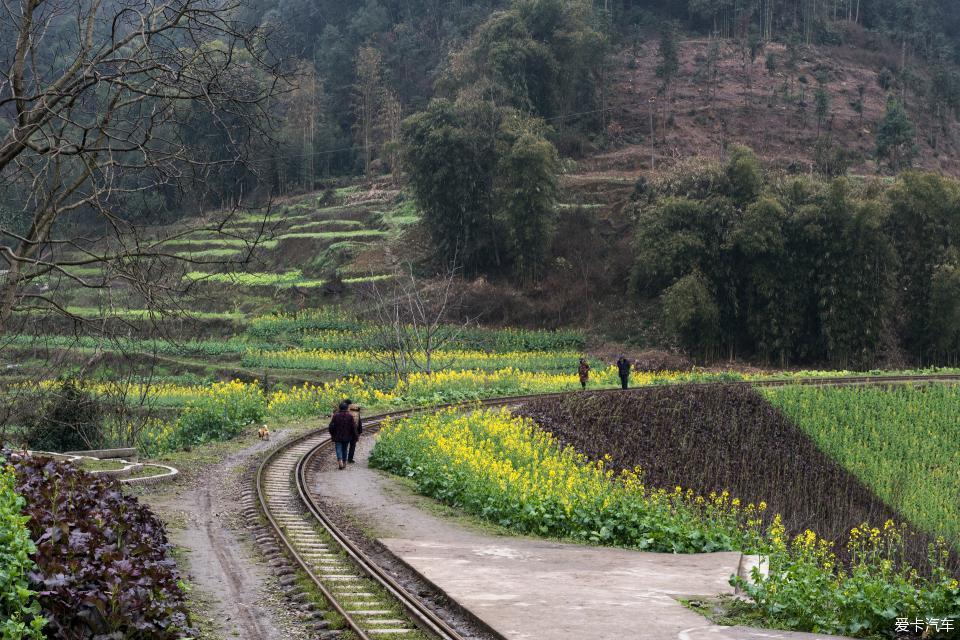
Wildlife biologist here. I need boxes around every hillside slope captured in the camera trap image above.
[587,35,960,176]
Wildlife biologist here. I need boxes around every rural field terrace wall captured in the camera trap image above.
[517,385,957,573]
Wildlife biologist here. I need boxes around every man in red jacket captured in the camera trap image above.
[329,401,358,470]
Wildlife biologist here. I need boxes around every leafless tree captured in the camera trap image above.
[0,0,287,336]
[357,262,474,380]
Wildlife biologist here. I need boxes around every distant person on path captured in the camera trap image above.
[329,401,358,470]
[578,358,590,389]
[346,400,363,464]
[617,356,631,389]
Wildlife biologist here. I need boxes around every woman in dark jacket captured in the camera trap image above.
[578,358,590,389]
[329,401,358,470]
[347,402,362,464]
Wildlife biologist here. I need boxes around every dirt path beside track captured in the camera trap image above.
[144,431,308,640]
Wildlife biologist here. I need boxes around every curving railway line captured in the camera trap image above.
[254,373,960,639]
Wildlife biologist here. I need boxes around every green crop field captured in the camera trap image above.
[764,384,960,546]
[277,230,388,241]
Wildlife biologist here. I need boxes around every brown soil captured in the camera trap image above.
[143,431,310,640]
[598,38,960,177]
[516,388,957,574]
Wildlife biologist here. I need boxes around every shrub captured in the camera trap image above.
[9,453,193,638]
[726,145,764,205]
[0,465,45,640]
[661,270,720,357]
[24,378,103,452]
[164,380,266,451]
[736,520,960,637]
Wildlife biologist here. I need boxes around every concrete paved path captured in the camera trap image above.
[314,437,850,640]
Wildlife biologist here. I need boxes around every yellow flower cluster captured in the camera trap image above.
[243,347,587,373]
[266,376,376,416]
[370,407,755,552]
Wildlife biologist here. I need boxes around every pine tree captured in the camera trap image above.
[876,97,917,171]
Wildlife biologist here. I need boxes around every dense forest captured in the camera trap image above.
[4,0,960,216]
[5,0,960,365]
[249,0,960,189]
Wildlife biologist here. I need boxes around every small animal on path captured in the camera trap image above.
[257,425,270,440]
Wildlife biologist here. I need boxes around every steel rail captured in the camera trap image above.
[296,412,469,640]
[256,432,373,639]
[255,373,960,639]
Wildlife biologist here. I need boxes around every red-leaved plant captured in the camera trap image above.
[7,453,194,639]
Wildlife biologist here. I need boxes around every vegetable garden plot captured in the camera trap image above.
[764,384,960,554]
[517,385,957,573]
[6,453,193,638]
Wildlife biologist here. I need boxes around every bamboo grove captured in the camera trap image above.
[631,148,960,367]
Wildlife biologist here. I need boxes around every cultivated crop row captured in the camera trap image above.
[371,402,960,638]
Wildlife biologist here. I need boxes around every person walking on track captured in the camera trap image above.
[329,401,358,470]
[346,400,363,464]
[578,358,590,389]
[616,356,632,390]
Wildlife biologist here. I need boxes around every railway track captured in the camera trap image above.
[254,373,960,639]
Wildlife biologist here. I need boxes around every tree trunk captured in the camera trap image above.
[0,260,22,336]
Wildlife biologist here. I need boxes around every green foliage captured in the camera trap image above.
[813,139,856,177]
[402,99,499,273]
[876,97,917,170]
[928,263,960,359]
[183,269,391,288]
[247,308,355,340]
[23,378,103,452]
[497,124,560,281]
[803,183,897,367]
[655,22,680,88]
[735,519,959,638]
[0,466,45,640]
[241,348,588,374]
[886,172,960,363]
[661,271,719,356]
[631,197,730,295]
[277,230,386,240]
[764,52,776,75]
[446,0,608,125]
[725,145,763,206]
[765,384,960,547]
[814,87,830,132]
[373,401,960,637]
[370,407,752,553]
[162,381,267,451]
[729,197,798,364]
[402,98,559,276]
[632,149,903,367]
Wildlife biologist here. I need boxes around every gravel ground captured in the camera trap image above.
[143,430,314,640]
